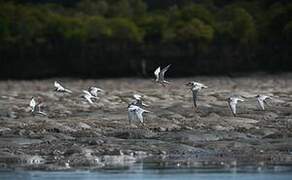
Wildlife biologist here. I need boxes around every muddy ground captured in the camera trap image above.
[0,74,292,170]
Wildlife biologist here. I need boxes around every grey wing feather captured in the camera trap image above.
[192,90,198,108]
[136,111,144,123]
[128,110,135,124]
[160,64,171,77]
[258,99,265,110]
[229,101,236,116]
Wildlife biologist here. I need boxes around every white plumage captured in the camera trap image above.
[228,96,245,116]
[256,95,272,110]
[154,64,171,85]
[186,81,208,108]
[54,81,72,93]
[127,105,150,125]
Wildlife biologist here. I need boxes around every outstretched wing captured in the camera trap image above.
[136,109,144,123]
[89,87,97,96]
[160,64,171,79]
[192,89,198,108]
[228,101,237,116]
[84,95,94,104]
[82,90,91,96]
[128,109,135,124]
[54,81,63,90]
[257,99,265,110]
[154,67,160,81]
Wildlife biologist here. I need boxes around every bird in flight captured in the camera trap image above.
[227,96,245,116]
[30,97,37,113]
[54,81,72,94]
[88,86,104,98]
[128,104,150,125]
[29,97,47,116]
[256,95,272,110]
[154,64,171,86]
[185,81,208,108]
[82,90,98,104]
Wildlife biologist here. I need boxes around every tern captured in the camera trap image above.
[29,97,47,116]
[54,81,72,93]
[128,104,150,125]
[186,81,208,108]
[256,95,272,110]
[30,97,37,113]
[154,64,171,86]
[82,90,98,104]
[132,94,149,107]
[227,96,245,116]
[88,87,104,97]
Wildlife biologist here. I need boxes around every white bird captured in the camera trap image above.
[30,97,37,113]
[128,105,150,125]
[132,94,149,107]
[88,86,104,97]
[82,90,97,104]
[54,81,72,93]
[227,96,245,116]
[154,64,171,86]
[186,81,208,108]
[29,97,47,116]
[256,95,272,110]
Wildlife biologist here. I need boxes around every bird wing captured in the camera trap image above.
[154,67,160,81]
[136,109,144,123]
[257,99,265,110]
[54,81,64,90]
[89,87,97,96]
[55,81,72,93]
[83,90,91,96]
[142,102,149,107]
[64,88,72,94]
[192,89,198,108]
[30,99,36,108]
[229,101,237,116]
[128,108,136,124]
[160,64,171,79]
[84,95,94,104]
[36,111,48,116]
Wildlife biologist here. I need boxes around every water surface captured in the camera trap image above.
[1,165,292,180]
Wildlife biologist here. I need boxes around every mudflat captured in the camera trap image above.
[0,74,292,170]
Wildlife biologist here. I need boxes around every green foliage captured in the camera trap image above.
[217,6,257,45]
[174,18,214,42]
[0,0,292,78]
[180,4,214,26]
[109,17,143,42]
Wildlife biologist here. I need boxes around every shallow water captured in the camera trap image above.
[1,165,292,180]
